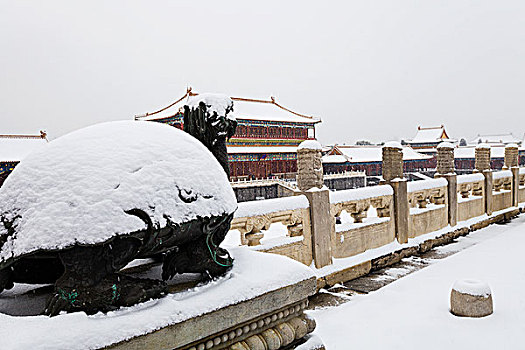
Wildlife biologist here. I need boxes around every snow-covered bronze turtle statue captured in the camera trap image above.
[0,94,238,316]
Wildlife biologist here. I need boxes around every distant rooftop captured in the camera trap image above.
[323,145,431,164]
[135,87,320,124]
[0,131,48,162]
[470,133,521,145]
[406,125,455,144]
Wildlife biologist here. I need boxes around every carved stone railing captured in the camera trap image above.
[406,178,448,238]
[407,178,448,209]
[456,173,486,221]
[329,185,394,259]
[231,196,309,247]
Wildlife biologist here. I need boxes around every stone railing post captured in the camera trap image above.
[435,142,457,227]
[475,144,493,215]
[297,140,333,268]
[505,143,520,207]
[382,141,409,244]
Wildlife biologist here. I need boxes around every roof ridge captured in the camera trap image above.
[135,87,197,119]
[231,96,273,104]
[231,95,317,120]
[0,133,46,140]
[418,125,444,130]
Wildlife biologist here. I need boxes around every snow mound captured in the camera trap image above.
[0,121,237,264]
[298,140,322,150]
[186,93,234,118]
[506,143,518,148]
[452,279,491,297]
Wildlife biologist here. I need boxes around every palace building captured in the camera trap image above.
[0,132,48,187]
[404,125,455,154]
[135,88,321,180]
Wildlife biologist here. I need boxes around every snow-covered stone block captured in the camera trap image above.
[450,279,493,318]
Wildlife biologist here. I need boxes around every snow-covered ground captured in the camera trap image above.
[310,215,525,349]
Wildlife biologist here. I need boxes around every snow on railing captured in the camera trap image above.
[330,185,393,204]
[493,170,513,192]
[235,195,308,218]
[407,178,447,193]
[231,195,309,247]
[457,173,484,199]
[407,178,447,209]
[493,170,512,180]
[330,185,393,225]
[457,173,485,185]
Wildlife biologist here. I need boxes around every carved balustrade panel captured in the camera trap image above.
[331,196,392,224]
[231,209,306,247]
[503,177,512,191]
[493,178,504,192]
[408,187,446,208]
[472,181,484,196]
[459,183,472,198]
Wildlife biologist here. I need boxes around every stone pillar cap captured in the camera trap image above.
[382,141,402,149]
[437,142,455,149]
[505,143,519,149]
[476,143,491,150]
[298,140,322,150]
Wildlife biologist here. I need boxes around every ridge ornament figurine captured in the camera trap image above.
[0,94,238,316]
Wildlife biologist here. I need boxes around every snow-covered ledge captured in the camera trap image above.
[0,249,320,350]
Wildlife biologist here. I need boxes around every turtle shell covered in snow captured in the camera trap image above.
[0,121,237,265]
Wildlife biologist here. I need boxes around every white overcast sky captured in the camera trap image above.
[1,1,524,145]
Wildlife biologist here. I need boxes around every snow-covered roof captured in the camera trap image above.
[323,145,431,164]
[470,133,521,145]
[227,146,298,154]
[406,125,455,144]
[0,133,48,162]
[0,121,237,263]
[136,88,320,124]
